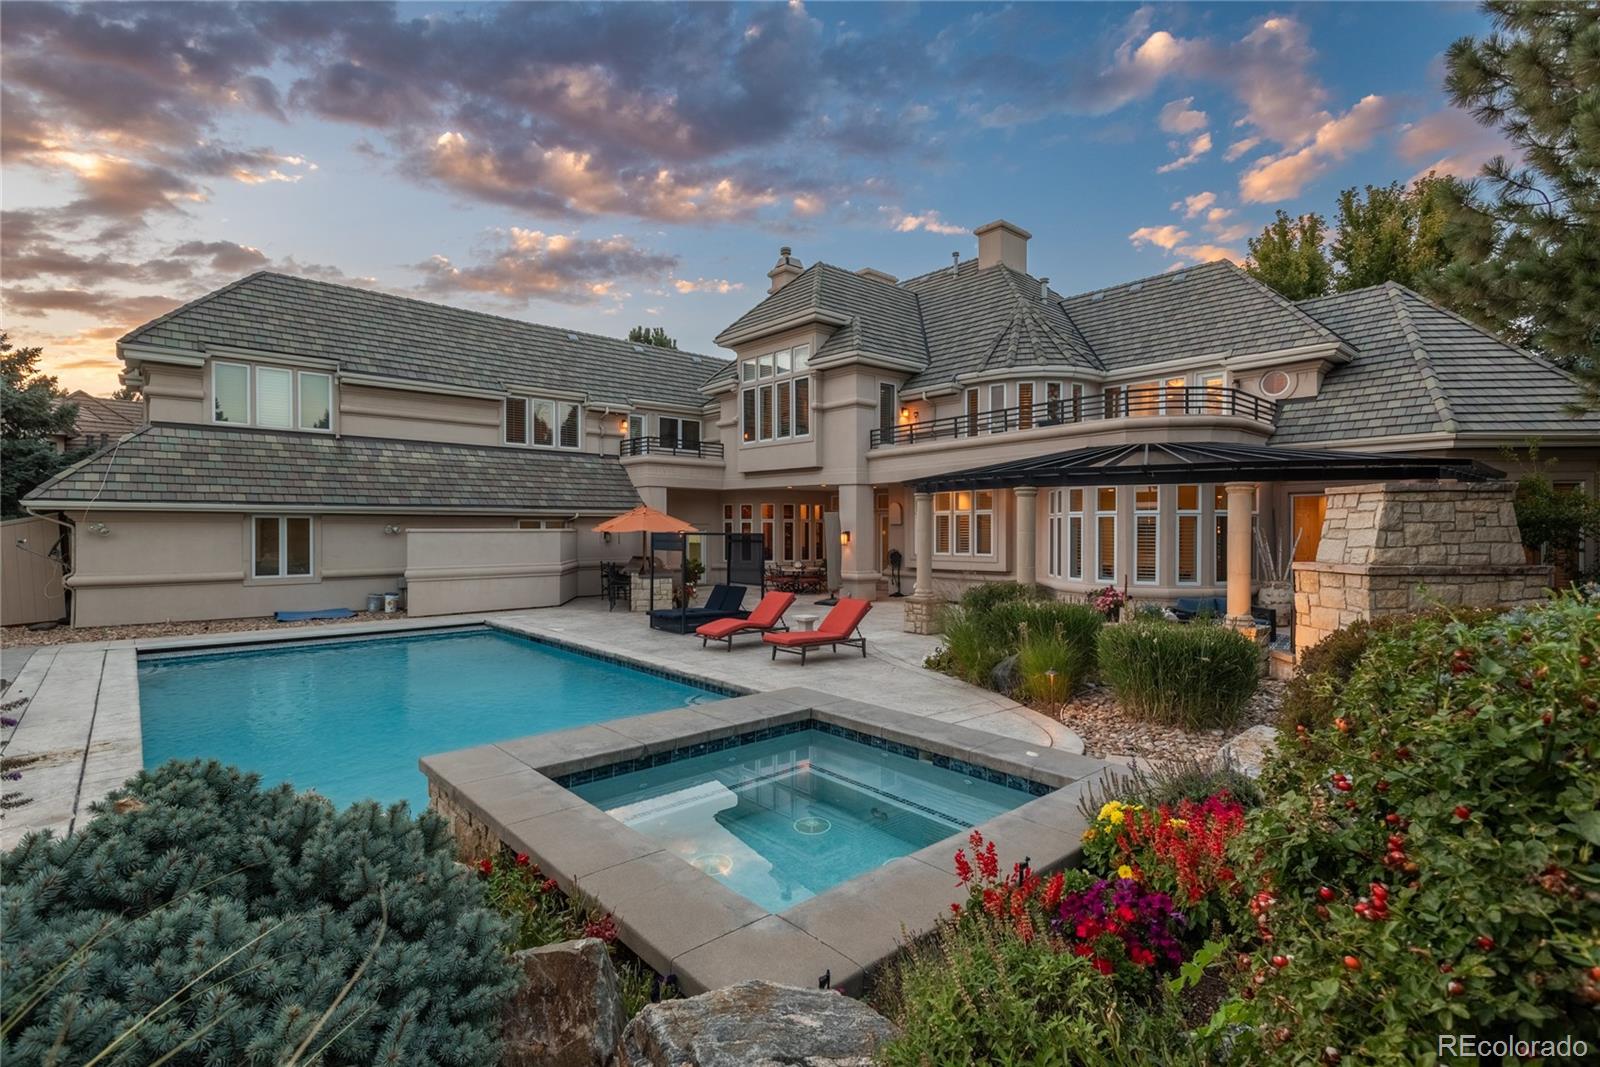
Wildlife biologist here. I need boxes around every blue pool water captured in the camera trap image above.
[138,628,724,810]
[573,728,1033,912]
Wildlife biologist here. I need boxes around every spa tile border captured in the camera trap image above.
[421,686,1115,996]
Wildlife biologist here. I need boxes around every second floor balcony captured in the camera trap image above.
[619,436,726,460]
[869,385,1275,448]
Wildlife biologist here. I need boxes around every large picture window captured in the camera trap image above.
[214,362,331,431]
[741,345,810,443]
[253,516,312,579]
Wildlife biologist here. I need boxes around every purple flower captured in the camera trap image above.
[0,716,17,728]
[2,771,22,782]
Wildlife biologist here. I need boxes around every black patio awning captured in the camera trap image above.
[909,441,1503,492]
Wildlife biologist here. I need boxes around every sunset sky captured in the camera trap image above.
[1,2,1510,395]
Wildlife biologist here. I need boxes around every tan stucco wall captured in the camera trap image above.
[338,384,500,445]
[143,364,206,424]
[404,528,578,616]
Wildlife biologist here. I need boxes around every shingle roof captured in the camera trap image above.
[63,391,144,438]
[24,423,642,513]
[715,263,929,368]
[1276,283,1600,443]
[121,272,727,410]
[1057,260,1336,371]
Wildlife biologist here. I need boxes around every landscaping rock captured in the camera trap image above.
[1055,678,1284,765]
[990,653,1021,695]
[1216,724,1280,778]
[503,938,626,1067]
[620,980,895,1067]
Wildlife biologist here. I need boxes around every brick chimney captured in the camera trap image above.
[767,246,804,294]
[974,220,1030,272]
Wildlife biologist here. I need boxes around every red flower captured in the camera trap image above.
[1115,904,1137,923]
[583,914,619,943]
[949,902,962,916]
[1093,957,1115,976]
[976,840,1000,882]
[1128,946,1156,967]
[514,852,531,867]
[540,877,558,894]
[477,858,493,876]
[954,848,974,885]
[1072,943,1095,957]
[1043,871,1065,911]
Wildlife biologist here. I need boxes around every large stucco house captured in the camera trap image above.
[24,220,1598,630]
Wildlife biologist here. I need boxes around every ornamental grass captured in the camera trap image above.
[1097,619,1259,729]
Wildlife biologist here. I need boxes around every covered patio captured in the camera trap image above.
[904,442,1501,632]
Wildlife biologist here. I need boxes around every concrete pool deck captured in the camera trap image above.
[422,687,1113,995]
[0,598,1078,850]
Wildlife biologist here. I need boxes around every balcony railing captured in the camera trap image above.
[619,436,725,460]
[869,386,1275,448]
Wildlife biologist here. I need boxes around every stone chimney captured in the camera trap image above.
[767,246,804,294]
[974,220,1031,272]
[856,267,899,285]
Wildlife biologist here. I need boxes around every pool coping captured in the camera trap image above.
[420,686,1115,996]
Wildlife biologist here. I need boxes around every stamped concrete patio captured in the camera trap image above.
[0,596,1077,851]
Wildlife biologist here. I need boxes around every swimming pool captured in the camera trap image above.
[571,726,1037,912]
[138,627,727,810]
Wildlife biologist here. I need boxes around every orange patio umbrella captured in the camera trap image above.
[593,505,698,583]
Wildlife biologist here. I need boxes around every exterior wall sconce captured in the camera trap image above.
[86,522,111,536]
[840,530,851,546]
[618,417,629,434]
[383,524,405,535]
[603,532,613,544]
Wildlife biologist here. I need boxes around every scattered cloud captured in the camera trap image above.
[1397,108,1513,180]
[1128,224,1190,251]
[411,228,678,306]
[1174,242,1242,264]
[891,210,967,236]
[1223,136,1262,162]
[1239,95,1396,202]
[1174,191,1217,218]
[1156,131,1212,173]
[170,240,270,273]
[672,277,744,294]
[1158,97,1207,134]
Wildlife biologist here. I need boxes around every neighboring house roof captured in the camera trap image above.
[23,424,641,513]
[120,272,727,410]
[1276,283,1600,444]
[61,390,143,440]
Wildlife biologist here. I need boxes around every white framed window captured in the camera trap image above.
[253,516,312,579]
[254,366,293,428]
[1176,484,1200,584]
[987,383,1007,433]
[1046,489,1064,578]
[1134,485,1159,584]
[213,361,250,424]
[627,413,645,438]
[506,398,582,449]
[1068,488,1085,580]
[1201,373,1226,414]
[299,372,332,430]
[934,490,994,557]
[1017,381,1035,430]
[741,346,810,444]
[1095,487,1117,582]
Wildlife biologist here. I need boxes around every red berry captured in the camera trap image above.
[1440,963,1453,973]
[1395,746,1412,761]
[1318,886,1335,902]
[1447,979,1465,997]
[1316,905,1331,920]
[1271,955,1289,969]
[1376,780,1390,793]
[1454,805,1472,820]
[1343,955,1361,971]
[1589,966,1600,981]
[1335,780,1353,792]
[1542,713,1553,725]
[1476,936,1494,951]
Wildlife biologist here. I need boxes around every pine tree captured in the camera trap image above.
[1,761,522,1066]
[627,325,678,350]
[1428,1,1600,408]
[1245,211,1332,300]
[1,333,83,518]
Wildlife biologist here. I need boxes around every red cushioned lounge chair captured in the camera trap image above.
[763,597,872,664]
[696,590,795,650]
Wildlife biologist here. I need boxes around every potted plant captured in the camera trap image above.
[1253,526,1300,620]
[682,556,706,605]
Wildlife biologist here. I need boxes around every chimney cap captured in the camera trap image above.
[856,267,899,285]
[973,219,1032,240]
[779,246,792,256]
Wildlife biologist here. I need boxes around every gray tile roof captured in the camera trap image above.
[1276,283,1600,443]
[1057,261,1336,371]
[122,272,727,410]
[716,263,929,368]
[24,423,642,512]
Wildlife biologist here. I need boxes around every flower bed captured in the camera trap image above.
[881,589,1599,1063]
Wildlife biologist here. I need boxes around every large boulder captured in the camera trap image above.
[620,981,895,1067]
[502,938,626,1067]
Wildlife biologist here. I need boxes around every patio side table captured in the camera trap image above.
[792,613,819,631]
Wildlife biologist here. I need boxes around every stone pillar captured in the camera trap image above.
[837,483,877,600]
[1225,483,1256,625]
[904,490,942,634]
[912,491,934,596]
[1014,486,1038,587]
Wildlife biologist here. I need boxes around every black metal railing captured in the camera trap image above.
[619,436,725,459]
[868,386,1275,448]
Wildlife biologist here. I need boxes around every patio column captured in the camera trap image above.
[1014,486,1038,586]
[1224,482,1256,623]
[912,491,934,596]
[837,483,877,600]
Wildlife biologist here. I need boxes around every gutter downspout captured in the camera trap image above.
[22,506,77,627]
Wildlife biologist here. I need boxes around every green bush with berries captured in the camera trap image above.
[1223,589,1600,1062]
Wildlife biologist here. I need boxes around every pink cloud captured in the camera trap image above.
[1397,109,1515,180]
[1129,224,1190,251]
[1158,97,1207,134]
[1239,95,1395,202]
[1157,131,1212,173]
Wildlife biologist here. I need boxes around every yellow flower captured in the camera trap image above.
[1117,865,1135,880]
[1168,818,1188,830]
[1107,808,1125,825]
[1097,800,1123,821]
[1082,828,1097,842]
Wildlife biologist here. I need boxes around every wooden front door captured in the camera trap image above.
[1291,494,1328,563]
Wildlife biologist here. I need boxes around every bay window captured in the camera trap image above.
[740,344,811,443]
[253,516,312,579]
